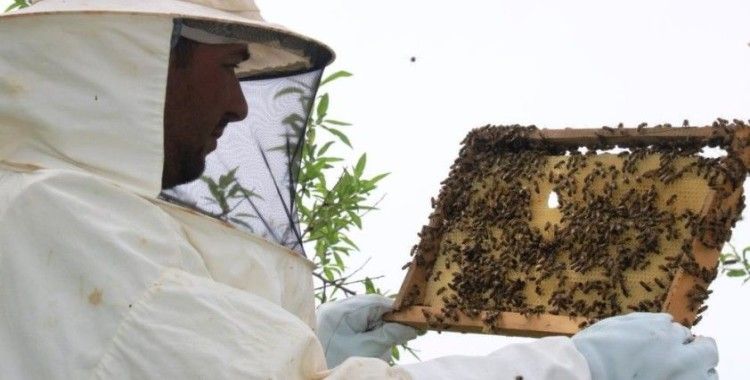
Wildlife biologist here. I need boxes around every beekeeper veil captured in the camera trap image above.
[164,21,325,255]
[164,14,331,256]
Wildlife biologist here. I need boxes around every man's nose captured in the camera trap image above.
[226,79,248,122]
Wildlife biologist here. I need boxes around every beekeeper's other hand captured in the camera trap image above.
[572,312,718,380]
[316,294,418,368]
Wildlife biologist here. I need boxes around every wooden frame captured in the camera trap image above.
[386,123,749,337]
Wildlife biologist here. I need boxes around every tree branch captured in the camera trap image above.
[313,272,357,296]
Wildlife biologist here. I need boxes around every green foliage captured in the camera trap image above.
[288,70,391,302]
[720,243,750,284]
[287,70,419,362]
[199,168,263,232]
[4,0,29,12]
[201,70,416,363]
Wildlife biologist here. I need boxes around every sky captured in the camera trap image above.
[3,0,749,378]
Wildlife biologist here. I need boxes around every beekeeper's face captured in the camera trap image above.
[162,38,249,189]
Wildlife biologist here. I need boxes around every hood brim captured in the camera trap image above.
[4,0,335,80]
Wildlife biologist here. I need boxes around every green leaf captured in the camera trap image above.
[316,94,330,123]
[229,217,255,231]
[349,212,362,229]
[318,141,335,156]
[370,172,390,184]
[239,187,263,200]
[274,87,306,99]
[282,113,305,127]
[331,246,351,255]
[4,0,27,12]
[228,183,243,198]
[354,153,367,177]
[324,127,352,148]
[364,277,376,294]
[317,174,328,192]
[235,212,259,219]
[320,70,353,87]
[391,346,400,361]
[200,176,217,188]
[727,269,747,277]
[340,235,360,251]
[332,251,345,269]
[319,157,344,163]
[218,175,229,189]
[201,177,223,202]
[325,119,353,127]
[219,168,238,189]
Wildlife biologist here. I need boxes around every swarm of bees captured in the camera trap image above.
[397,120,748,334]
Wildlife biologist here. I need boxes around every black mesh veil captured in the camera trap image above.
[162,70,322,256]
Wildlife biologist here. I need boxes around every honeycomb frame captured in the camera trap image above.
[386,122,750,337]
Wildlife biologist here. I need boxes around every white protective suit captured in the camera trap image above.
[0,0,591,379]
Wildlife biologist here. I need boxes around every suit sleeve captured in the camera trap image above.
[399,336,591,380]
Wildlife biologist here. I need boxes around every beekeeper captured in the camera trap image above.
[0,1,718,379]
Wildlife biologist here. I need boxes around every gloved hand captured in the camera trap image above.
[572,312,718,380]
[316,294,418,368]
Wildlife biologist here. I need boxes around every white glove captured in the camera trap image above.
[316,294,419,368]
[572,312,719,380]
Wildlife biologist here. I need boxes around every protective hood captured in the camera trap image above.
[0,0,333,198]
[163,71,321,254]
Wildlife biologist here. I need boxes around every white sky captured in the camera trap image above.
[4,0,749,378]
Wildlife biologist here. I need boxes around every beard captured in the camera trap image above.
[176,147,208,186]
